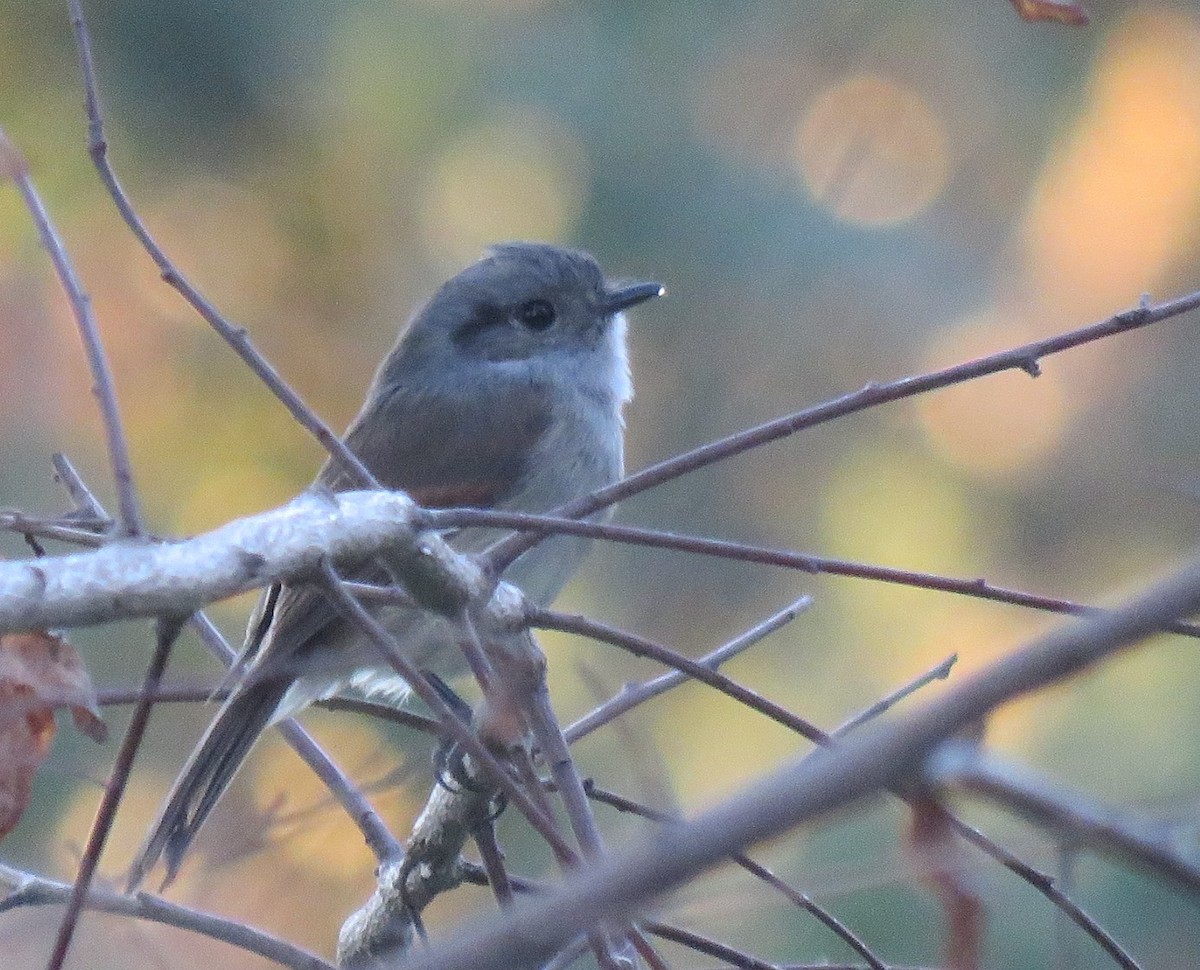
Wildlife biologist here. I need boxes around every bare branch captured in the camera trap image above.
[337,769,493,967]
[473,819,516,909]
[317,562,573,863]
[392,546,1200,970]
[97,682,444,738]
[0,863,333,970]
[641,921,778,970]
[538,604,1147,964]
[0,490,455,633]
[0,125,143,535]
[440,509,1200,640]
[538,935,591,970]
[51,452,112,524]
[485,289,1200,573]
[626,928,669,970]
[588,784,887,970]
[832,655,958,737]
[65,0,378,490]
[318,696,442,737]
[947,816,1142,970]
[185,612,405,866]
[928,744,1200,893]
[474,630,638,970]
[564,595,813,743]
[48,617,185,970]
[532,609,827,745]
[524,644,608,860]
[0,513,109,549]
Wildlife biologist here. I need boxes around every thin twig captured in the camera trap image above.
[437,509,1200,640]
[458,608,496,691]
[47,617,184,970]
[627,926,672,970]
[928,744,1200,893]
[588,931,631,970]
[946,817,1141,970]
[0,513,109,548]
[587,784,887,970]
[97,681,229,705]
[727,859,886,970]
[51,452,112,522]
[484,288,1200,573]
[317,560,577,865]
[640,921,779,970]
[340,580,417,606]
[187,612,404,864]
[538,608,1143,969]
[394,545,1200,970]
[527,676,607,861]
[283,717,403,864]
[319,696,442,736]
[473,820,515,909]
[0,863,333,970]
[832,655,958,737]
[565,596,813,743]
[538,935,591,970]
[462,860,875,970]
[700,966,935,970]
[0,126,142,535]
[65,0,377,490]
[532,609,827,746]
[96,680,445,738]
[524,669,647,970]
[461,862,827,970]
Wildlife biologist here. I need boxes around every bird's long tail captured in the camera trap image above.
[128,678,289,890]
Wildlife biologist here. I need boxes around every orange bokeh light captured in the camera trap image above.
[1023,9,1200,318]
[917,312,1071,479]
[794,74,949,226]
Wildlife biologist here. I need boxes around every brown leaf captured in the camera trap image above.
[1010,0,1090,26]
[909,795,985,970]
[0,631,108,841]
[0,125,31,182]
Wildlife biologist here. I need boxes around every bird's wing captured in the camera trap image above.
[241,382,553,681]
[319,381,553,501]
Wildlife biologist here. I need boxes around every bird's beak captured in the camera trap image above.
[599,280,666,315]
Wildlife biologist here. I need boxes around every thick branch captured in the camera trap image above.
[0,490,486,633]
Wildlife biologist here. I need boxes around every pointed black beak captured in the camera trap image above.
[599,280,665,315]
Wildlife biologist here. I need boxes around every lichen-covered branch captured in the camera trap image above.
[0,490,487,634]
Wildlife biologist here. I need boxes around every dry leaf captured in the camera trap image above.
[0,631,107,841]
[909,795,985,970]
[0,125,31,182]
[1010,0,1090,26]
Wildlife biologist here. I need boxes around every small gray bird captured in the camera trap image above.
[130,242,662,887]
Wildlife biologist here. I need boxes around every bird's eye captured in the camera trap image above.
[516,299,556,331]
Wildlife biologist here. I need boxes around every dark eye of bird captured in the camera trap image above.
[516,298,556,331]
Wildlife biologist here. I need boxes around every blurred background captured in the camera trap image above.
[2,0,1200,966]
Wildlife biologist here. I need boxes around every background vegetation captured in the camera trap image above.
[2,1,1199,966]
